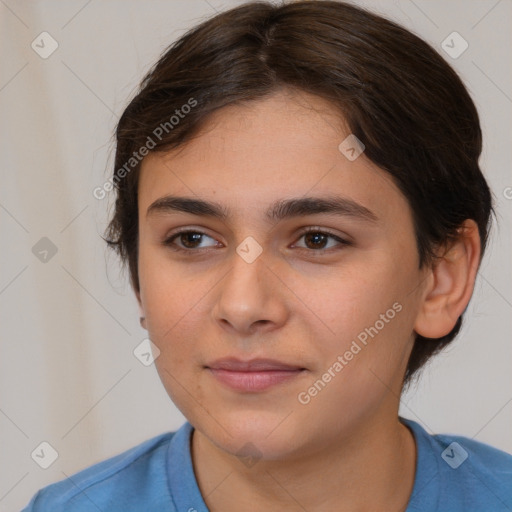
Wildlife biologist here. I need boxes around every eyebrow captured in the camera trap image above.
[146,195,379,223]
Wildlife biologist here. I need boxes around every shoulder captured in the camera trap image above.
[403,417,512,511]
[422,423,512,478]
[22,431,177,512]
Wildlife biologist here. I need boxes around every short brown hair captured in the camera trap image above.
[105,0,494,386]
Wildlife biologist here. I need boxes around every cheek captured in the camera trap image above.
[297,304,412,425]
[307,259,401,339]
[137,246,221,375]
[307,254,416,382]
[139,256,209,413]
[138,246,201,335]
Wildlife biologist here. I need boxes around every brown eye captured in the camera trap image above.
[163,230,219,251]
[294,229,350,252]
[176,232,203,249]
[303,231,329,250]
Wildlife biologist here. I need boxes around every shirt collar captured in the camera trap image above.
[401,416,440,511]
[167,418,440,511]
[166,421,210,512]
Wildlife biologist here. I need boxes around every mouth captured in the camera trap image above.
[205,358,307,392]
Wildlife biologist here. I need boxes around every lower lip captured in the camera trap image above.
[208,368,304,392]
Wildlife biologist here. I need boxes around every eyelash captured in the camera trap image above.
[162,227,351,255]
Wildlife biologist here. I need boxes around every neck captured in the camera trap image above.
[191,412,417,512]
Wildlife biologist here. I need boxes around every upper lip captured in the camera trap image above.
[206,357,305,372]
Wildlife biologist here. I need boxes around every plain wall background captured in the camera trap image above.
[1,0,510,510]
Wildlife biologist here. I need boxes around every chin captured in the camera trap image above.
[195,407,306,462]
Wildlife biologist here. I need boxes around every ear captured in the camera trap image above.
[133,282,147,330]
[414,219,481,339]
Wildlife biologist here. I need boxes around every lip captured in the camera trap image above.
[207,357,305,372]
[206,358,306,392]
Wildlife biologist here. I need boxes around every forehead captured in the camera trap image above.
[138,89,410,228]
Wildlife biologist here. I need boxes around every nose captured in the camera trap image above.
[211,246,289,336]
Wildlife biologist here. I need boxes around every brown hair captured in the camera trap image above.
[105,0,494,386]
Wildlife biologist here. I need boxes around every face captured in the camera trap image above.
[136,89,430,461]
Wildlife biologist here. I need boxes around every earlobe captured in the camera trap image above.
[414,219,481,339]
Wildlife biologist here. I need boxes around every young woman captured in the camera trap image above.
[24,1,512,510]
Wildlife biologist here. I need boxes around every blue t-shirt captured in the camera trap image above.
[22,417,512,511]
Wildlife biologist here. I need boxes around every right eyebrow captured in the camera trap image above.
[146,196,229,220]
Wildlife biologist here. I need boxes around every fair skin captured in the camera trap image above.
[135,88,480,511]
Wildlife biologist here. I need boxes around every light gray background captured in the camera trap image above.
[1,1,511,510]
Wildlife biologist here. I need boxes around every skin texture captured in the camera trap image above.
[135,88,481,511]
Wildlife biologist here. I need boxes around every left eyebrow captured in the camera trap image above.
[267,196,379,223]
[146,195,379,224]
